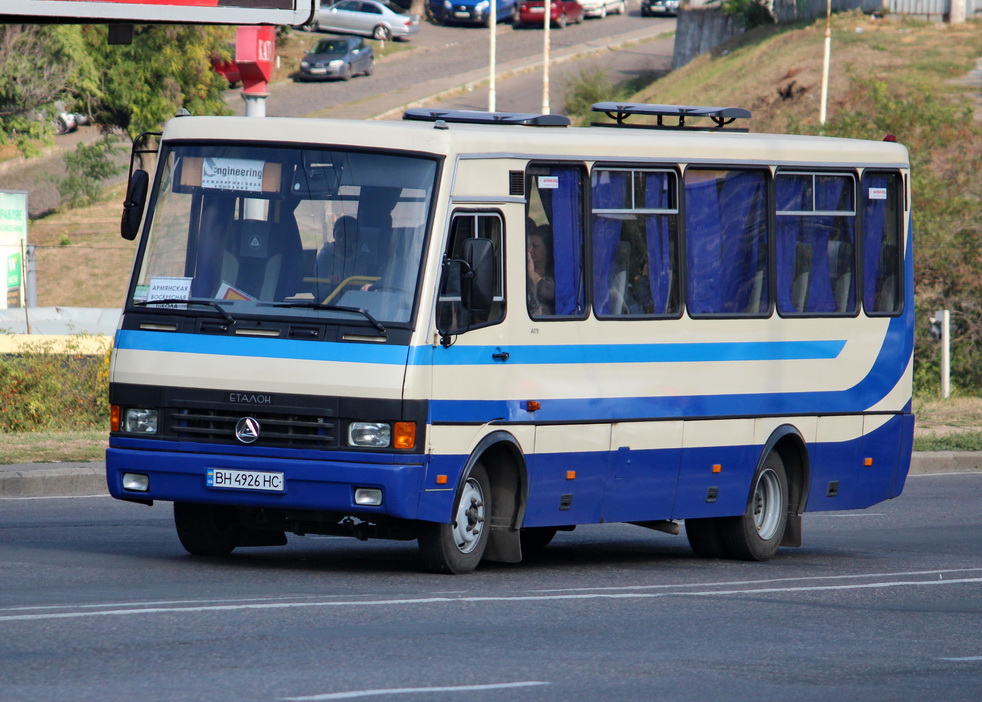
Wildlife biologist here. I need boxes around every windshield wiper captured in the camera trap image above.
[134,298,236,325]
[268,301,386,334]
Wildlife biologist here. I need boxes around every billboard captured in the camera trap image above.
[0,191,27,310]
[0,0,314,25]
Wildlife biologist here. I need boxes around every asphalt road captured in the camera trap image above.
[2,472,982,701]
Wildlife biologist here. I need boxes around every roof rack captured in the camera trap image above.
[591,102,751,131]
[402,108,570,127]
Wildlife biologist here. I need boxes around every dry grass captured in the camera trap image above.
[914,396,982,435]
[28,181,136,307]
[632,13,982,135]
[0,430,107,464]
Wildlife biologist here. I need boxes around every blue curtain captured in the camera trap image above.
[550,168,584,315]
[862,173,889,311]
[684,175,722,315]
[718,171,767,313]
[591,171,628,315]
[775,176,802,314]
[644,172,673,314]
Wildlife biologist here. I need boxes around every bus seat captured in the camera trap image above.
[828,240,853,313]
[221,218,303,300]
[791,241,812,312]
[608,269,628,315]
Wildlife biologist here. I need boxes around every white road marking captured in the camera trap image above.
[2,570,982,624]
[282,681,549,700]
[938,656,982,662]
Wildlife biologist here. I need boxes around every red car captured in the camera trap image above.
[515,0,582,27]
[210,53,241,88]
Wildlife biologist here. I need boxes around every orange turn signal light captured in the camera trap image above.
[394,422,416,450]
[566,470,576,480]
[436,474,448,485]
[864,457,874,467]
[712,464,722,474]
[110,405,121,432]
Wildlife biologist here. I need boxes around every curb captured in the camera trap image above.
[2,452,980,499]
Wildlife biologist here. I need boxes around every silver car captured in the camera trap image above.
[311,0,421,41]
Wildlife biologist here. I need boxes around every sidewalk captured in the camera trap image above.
[2,452,979,499]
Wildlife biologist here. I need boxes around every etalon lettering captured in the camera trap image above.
[228,392,273,404]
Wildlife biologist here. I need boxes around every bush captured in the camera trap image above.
[0,336,110,432]
[55,136,125,209]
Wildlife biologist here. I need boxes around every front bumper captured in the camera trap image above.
[107,440,428,520]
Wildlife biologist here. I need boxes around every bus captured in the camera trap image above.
[107,103,914,574]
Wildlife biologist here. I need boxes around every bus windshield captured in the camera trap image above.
[131,143,438,326]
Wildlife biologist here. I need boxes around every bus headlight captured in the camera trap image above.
[124,408,158,434]
[348,422,391,448]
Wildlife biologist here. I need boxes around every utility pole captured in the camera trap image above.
[819,0,831,125]
[541,0,551,114]
[488,0,497,112]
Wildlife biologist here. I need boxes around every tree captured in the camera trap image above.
[83,24,234,139]
[0,25,100,156]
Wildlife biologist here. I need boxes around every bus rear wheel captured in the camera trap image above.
[721,453,789,560]
[685,452,788,561]
[174,502,240,556]
[418,462,491,574]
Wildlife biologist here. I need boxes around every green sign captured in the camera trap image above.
[7,251,20,288]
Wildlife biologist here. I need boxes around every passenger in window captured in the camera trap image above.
[527,224,555,316]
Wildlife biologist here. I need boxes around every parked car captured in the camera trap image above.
[298,35,374,81]
[430,0,518,25]
[310,0,421,41]
[640,0,679,16]
[515,0,582,27]
[576,0,624,19]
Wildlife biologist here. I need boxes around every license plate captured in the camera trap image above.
[310,67,327,74]
[454,10,470,16]
[207,468,285,492]
[530,6,544,12]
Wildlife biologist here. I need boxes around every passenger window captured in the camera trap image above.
[591,168,680,317]
[526,164,586,319]
[684,168,769,316]
[437,211,505,334]
[861,171,903,315]
[775,172,857,315]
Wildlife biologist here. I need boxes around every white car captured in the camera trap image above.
[576,0,624,18]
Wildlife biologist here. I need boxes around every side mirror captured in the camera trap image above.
[120,169,149,241]
[462,237,494,318]
[436,237,496,346]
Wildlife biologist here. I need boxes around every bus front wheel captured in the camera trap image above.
[418,462,491,574]
[174,502,240,556]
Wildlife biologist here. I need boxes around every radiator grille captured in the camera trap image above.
[166,408,337,448]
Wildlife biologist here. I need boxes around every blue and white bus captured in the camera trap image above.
[107,104,914,573]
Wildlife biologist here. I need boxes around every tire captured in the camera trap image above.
[364,59,374,76]
[373,24,392,41]
[684,517,726,558]
[418,462,491,574]
[339,63,352,81]
[310,19,321,31]
[174,502,240,556]
[720,452,789,561]
[555,12,567,28]
[520,526,558,555]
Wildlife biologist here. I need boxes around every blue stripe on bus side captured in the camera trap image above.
[411,339,846,366]
[115,329,411,365]
[118,329,844,367]
[429,312,913,422]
